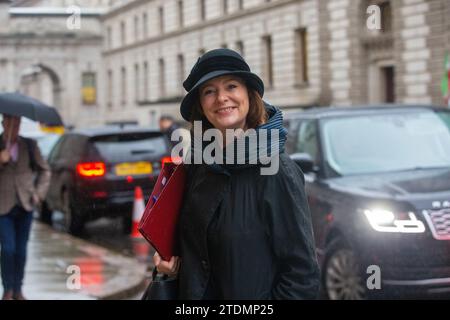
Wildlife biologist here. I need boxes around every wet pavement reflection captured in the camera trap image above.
[52,211,155,265]
[53,214,154,299]
[24,221,148,300]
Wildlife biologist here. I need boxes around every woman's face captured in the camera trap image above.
[199,75,249,133]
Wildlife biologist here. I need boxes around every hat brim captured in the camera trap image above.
[180,70,264,121]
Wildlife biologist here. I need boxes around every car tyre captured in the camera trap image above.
[122,213,132,235]
[62,190,85,235]
[323,238,366,300]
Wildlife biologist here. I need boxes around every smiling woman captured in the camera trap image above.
[151,48,321,300]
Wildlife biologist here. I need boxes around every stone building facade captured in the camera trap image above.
[102,0,450,128]
[102,0,323,127]
[1,0,449,128]
[322,0,450,107]
[0,0,109,128]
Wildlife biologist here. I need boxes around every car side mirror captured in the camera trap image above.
[290,153,317,174]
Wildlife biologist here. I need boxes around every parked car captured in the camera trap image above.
[40,126,172,235]
[284,105,450,299]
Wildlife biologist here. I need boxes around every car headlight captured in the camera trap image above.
[363,209,425,233]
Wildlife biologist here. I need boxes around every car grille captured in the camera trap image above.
[423,209,450,240]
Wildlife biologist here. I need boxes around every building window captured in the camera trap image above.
[134,15,139,41]
[382,66,395,102]
[149,110,157,128]
[238,0,243,10]
[380,1,392,33]
[159,6,164,34]
[135,63,140,102]
[368,63,396,103]
[121,67,127,105]
[262,35,273,88]
[143,13,148,39]
[120,21,126,46]
[107,26,112,49]
[143,62,149,101]
[236,41,244,56]
[200,0,206,21]
[295,28,309,84]
[107,69,113,108]
[177,54,185,94]
[81,72,96,105]
[178,0,184,28]
[223,0,228,14]
[159,58,165,97]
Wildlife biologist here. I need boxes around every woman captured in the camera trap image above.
[153,48,320,299]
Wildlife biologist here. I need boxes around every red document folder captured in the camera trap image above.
[138,163,186,261]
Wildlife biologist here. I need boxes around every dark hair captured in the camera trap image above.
[189,82,268,132]
[160,114,175,122]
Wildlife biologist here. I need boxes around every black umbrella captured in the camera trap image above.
[0,92,64,126]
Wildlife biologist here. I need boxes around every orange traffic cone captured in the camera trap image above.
[132,240,151,263]
[131,186,145,239]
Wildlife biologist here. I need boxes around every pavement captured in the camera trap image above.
[17,221,151,300]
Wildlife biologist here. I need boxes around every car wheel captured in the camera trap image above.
[62,190,84,235]
[323,238,366,300]
[39,201,53,225]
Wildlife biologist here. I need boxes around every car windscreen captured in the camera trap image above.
[321,110,450,175]
[90,132,168,163]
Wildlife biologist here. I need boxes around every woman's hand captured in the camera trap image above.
[153,252,181,276]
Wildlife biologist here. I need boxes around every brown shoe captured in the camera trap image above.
[13,292,27,300]
[2,290,13,300]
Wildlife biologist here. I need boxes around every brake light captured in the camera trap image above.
[161,156,182,167]
[92,191,108,198]
[77,162,106,177]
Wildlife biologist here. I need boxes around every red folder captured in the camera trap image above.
[138,163,186,261]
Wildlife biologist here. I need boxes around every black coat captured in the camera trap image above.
[177,152,320,299]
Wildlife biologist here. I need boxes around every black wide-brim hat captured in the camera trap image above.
[180,48,265,121]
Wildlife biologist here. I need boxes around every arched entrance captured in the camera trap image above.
[18,63,62,109]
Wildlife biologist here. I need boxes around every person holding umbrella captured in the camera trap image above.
[0,93,56,300]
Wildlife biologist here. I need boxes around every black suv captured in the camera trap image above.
[285,105,450,299]
[41,127,171,234]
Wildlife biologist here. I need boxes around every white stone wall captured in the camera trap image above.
[5,0,448,128]
[0,3,10,32]
[400,0,431,104]
[102,0,322,125]
[0,10,104,127]
[327,0,351,105]
[5,41,105,128]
